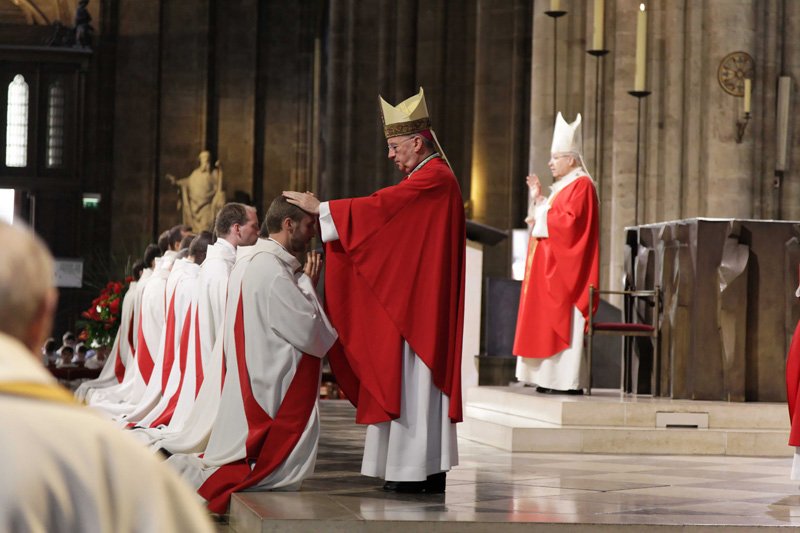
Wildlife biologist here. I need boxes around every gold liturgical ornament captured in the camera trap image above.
[718,51,754,96]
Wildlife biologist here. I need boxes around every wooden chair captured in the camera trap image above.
[586,285,661,396]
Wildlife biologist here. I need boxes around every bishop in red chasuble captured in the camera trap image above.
[513,112,599,394]
[284,87,465,494]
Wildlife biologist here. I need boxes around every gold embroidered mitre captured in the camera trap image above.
[379,87,432,139]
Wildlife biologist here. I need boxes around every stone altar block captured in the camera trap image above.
[628,218,800,402]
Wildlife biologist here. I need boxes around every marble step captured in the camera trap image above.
[461,404,791,456]
[467,386,789,430]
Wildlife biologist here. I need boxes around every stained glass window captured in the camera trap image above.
[46,80,65,168]
[5,75,29,168]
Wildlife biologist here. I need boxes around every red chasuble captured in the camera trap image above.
[787,267,800,447]
[513,175,599,359]
[787,320,800,446]
[325,156,466,424]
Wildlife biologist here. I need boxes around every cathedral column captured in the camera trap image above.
[471,0,531,279]
[699,0,756,218]
[607,0,640,292]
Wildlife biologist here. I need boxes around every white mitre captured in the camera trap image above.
[550,112,582,155]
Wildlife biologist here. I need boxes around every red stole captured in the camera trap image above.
[160,292,178,392]
[194,306,205,396]
[513,175,599,358]
[135,308,154,384]
[324,156,465,424]
[149,306,192,428]
[197,292,321,513]
[114,309,135,383]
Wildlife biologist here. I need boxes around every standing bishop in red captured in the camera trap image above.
[513,112,599,394]
[284,87,465,494]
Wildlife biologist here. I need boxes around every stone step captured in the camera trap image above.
[467,386,790,429]
[461,404,791,456]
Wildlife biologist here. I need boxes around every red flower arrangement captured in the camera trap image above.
[78,277,132,348]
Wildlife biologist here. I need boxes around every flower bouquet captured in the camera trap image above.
[77,278,131,349]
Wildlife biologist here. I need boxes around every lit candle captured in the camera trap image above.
[743,78,751,114]
[593,0,605,50]
[634,3,647,91]
[550,0,560,12]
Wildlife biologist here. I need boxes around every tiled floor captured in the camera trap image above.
[228,400,800,532]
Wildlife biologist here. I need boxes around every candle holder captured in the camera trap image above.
[628,90,651,226]
[587,49,610,193]
[545,9,567,117]
[735,112,750,144]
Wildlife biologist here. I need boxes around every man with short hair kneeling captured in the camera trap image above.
[167,196,337,513]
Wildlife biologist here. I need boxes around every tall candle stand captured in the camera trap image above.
[627,89,650,226]
[587,49,609,193]
[545,8,567,117]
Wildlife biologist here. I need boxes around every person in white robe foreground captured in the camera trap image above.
[132,203,259,452]
[167,196,336,513]
[0,221,214,532]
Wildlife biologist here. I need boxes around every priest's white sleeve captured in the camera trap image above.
[319,201,339,243]
[530,201,550,238]
[268,274,337,357]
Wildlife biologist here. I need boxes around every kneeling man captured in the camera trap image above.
[167,196,337,513]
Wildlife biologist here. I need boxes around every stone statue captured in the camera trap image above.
[166,151,226,232]
[74,0,94,48]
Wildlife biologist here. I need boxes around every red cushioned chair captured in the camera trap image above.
[586,285,661,396]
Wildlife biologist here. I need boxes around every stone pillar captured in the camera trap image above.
[215,0,257,208]
[259,0,319,210]
[110,0,161,257]
[607,0,640,292]
[158,0,211,231]
[774,0,800,220]
[471,0,531,279]
[701,0,756,218]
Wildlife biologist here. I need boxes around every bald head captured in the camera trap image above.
[0,222,57,352]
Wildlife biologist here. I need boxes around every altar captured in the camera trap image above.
[628,218,800,402]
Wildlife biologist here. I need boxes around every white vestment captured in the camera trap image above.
[166,238,337,498]
[132,239,237,451]
[0,332,215,533]
[515,306,588,390]
[320,202,459,482]
[104,251,177,419]
[87,268,153,408]
[74,279,138,402]
[131,259,200,426]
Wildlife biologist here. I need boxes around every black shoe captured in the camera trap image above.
[383,480,427,493]
[535,386,552,394]
[543,388,584,395]
[425,472,446,493]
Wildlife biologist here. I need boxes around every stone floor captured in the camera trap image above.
[226,400,800,532]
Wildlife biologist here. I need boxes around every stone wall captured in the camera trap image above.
[528,0,800,293]
[103,0,800,289]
